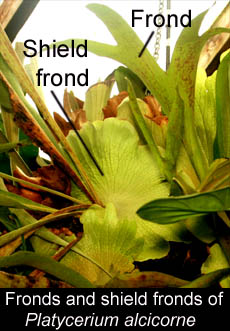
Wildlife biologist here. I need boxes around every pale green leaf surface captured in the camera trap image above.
[220,49,230,61]
[118,86,197,193]
[30,235,58,257]
[126,79,166,179]
[66,118,189,260]
[194,68,216,163]
[25,55,45,102]
[10,208,111,278]
[194,68,210,161]
[198,158,230,192]
[117,97,167,149]
[84,81,113,121]
[168,8,229,179]
[68,118,169,218]
[117,97,149,145]
[1,108,22,174]
[14,42,26,64]
[114,66,146,99]
[169,8,229,113]
[165,91,183,175]
[62,203,143,285]
[201,243,230,288]
[175,144,200,194]
[53,4,172,114]
[204,71,216,159]
[186,216,215,244]
[135,218,170,261]
[1,109,18,145]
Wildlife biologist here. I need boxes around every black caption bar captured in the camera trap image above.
[0,289,228,330]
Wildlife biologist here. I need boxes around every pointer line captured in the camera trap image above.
[138,31,155,58]
[51,90,104,176]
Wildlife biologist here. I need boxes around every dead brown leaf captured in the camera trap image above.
[103,91,128,118]
[64,89,84,114]
[53,112,72,136]
[4,165,73,218]
[144,95,168,126]
[54,109,87,136]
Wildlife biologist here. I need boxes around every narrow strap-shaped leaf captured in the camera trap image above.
[214,52,230,158]
[3,208,113,280]
[168,8,230,180]
[0,53,59,149]
[0,251,94,288]
[114,66,146,99]
[1,108,19,174]
[0,171,87,205]
[165,89,184,177]
[169,8,230,114]
[0,189,57,213]
[198,159,230,192]
[0,208,81,248]
[137,187,230,224]
[127,79,169,180]
[0,206,112,279]
[0,139,30,153]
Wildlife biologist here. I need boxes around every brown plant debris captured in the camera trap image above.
[54,89,86,136]
[54,110,87,136]
[63,89,84,114]
[5,165,72,217]
[144,95,168,126]
[103,91,128,118]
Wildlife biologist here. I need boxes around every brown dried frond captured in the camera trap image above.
[103,91,128,119]
[54,109,87,136]
[144,95,168,126]
[5,165,72,219]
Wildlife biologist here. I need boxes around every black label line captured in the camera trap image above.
[138,31,155,58]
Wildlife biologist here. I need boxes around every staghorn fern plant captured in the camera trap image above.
[0,3,230,288]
